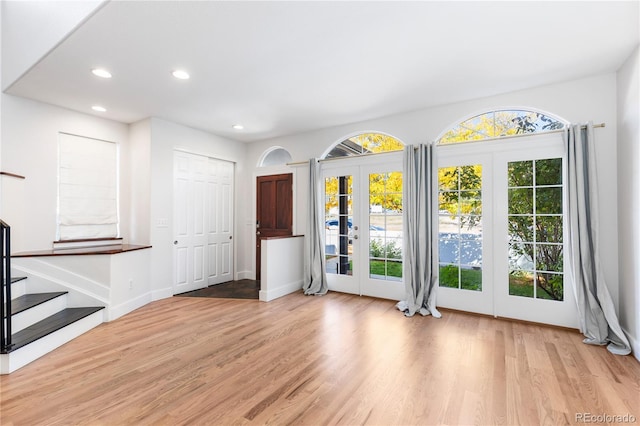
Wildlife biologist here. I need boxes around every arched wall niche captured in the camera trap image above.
[258,146,293,167]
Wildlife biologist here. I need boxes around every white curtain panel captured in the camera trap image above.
[303,159,328,295]
[566,123,631,355]
[58,133,118,241]
[396,144,441,317]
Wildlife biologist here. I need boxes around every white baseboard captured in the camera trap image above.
[108,292,152,321]
[236,270,255,281]
[259,279,303,302]
[12,260,108,305]
[152,287,174,301]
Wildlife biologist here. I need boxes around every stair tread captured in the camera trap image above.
[8,292,68,316]
[3,307,104,353]
[3,276,27,285]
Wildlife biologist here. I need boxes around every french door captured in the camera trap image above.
[437,134,578,328]
[321,156,404,300]
[174,151,234,294]
[436,153,494,315]
[493,142,577,327]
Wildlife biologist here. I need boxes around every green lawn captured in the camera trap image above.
[369,260,402,278]
[363,262,558,300]
[439,265,482,290]
[438,265,560,299]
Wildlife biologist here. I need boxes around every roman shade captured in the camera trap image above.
[58,133,118,241]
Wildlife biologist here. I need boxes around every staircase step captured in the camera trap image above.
[7,292,67,317]
[2,276,27,285]
[3,307,104,353]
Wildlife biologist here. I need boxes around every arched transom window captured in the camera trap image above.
[438,109,566,145]
[325,133,404,158]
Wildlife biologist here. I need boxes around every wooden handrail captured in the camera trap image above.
[0,171,25,180]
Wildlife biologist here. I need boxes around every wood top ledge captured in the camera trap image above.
[13,244,152,258]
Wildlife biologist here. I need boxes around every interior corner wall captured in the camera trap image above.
[128,119,152,244]
[0,94,129,252]
[616,45,640,359]
[148,117,247,298]
[246,72,621,309]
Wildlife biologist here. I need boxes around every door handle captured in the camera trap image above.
[173,240,178,245]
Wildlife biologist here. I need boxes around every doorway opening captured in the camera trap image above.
[256,173,293,280]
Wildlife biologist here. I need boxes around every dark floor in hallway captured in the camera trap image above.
[175,279,259,299]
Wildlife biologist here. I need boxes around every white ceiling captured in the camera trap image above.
[5,1,639,143]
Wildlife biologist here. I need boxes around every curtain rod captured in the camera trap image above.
[285,122,605,165]
[286,149,399,166]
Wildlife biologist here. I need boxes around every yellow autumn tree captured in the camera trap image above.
[324,134,404,213]
[437,110,560,218]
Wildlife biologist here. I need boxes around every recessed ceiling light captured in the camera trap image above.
[91,68,112,78]
[232,124,244,130]
[92,105,107,112]
[172,70,190,80]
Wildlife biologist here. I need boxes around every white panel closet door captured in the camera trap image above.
[174,152,234,294]
[174,151,208,294]
[207,158,234,285]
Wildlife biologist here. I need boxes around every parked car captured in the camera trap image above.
[325,219,384,231]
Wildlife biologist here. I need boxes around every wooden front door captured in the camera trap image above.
[256,173,293,280]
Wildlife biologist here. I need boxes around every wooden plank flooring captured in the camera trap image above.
[1,292,638,425]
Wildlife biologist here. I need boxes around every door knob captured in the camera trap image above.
[256,231,261,235]
[173,240,178,245]
[353,235,359,240]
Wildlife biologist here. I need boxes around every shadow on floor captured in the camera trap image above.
[175,279,259,300]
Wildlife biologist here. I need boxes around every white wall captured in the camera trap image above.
[260,236,304,301]
[0,94,129,252]
[1,0,106,90]
[616,46,640,359]
[149,118,247,299]
[246,73,621,308]
[128,119,152,244]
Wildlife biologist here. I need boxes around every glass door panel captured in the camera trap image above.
[507,158,564,301]
[368,172,403,282]
[438,165,483,291]
[493,138,578,328]
[436,153,493,315]
[324,175,353,276]
[361,165,404,300]
[323,167,360,296]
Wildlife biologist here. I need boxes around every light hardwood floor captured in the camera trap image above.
[1,292,639,425]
